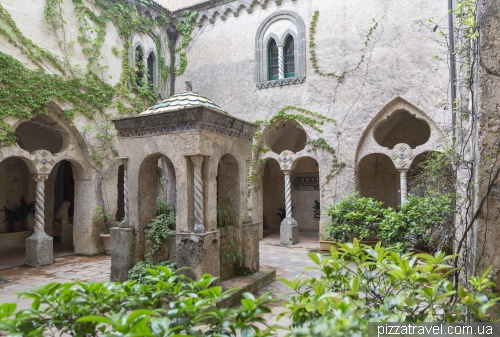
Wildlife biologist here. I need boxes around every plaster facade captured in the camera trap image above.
[0,0,475,273]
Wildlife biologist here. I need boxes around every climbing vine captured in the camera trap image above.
[0,0,197,228]
[305,138,345,181]
[309,10,378,81]
[247,106,341,196]
[174,10,198,77]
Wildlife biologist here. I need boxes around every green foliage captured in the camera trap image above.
[325,192,383,241]
[277,206,293,221]
[313,199,320,219]
[277,240,500,334]
[309,10,378,80]
[146,200,175,256]
[379,194,454,252]
[306,138,346,181]
[217,198,238,237]
[93,205,114,234]
[0,265,278,336]
[220,240,242,267]
[128,260,177,285]
[1,197,35,222]
[174,10,198,77]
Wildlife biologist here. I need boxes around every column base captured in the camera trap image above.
[110,227,135,282]
[242,222,260,273]
[176,231,219,283]
[280,217,299,245]
[26,232,53,267]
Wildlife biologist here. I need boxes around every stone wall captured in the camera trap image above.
[472,0,500,286]
[175,0,451,230]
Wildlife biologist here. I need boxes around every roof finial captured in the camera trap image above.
[185,81,192,92]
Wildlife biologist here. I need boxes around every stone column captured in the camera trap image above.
[111,158,135,281]
[191,155,205,233]
[280,171,298,245]
[119,158,129,228]
[399,169,408,204]
[278,44,285,79]
[26,174,53,267]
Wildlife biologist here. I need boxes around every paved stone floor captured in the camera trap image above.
[0,230,322,335]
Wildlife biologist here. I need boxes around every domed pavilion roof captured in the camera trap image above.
[139,91,227,115]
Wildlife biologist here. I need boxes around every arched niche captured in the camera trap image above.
[45,160,75,248]
[374,110,431,149]
[217,153,240,216]
[290,156,320,232]
[269,121,307,154]
[407,151,454,196]
[137,153,177,258]
[15,115,69,154]
[262,158,285,231]
[356,153,399,209]
[116,164,125,221]
[0,157,36,234]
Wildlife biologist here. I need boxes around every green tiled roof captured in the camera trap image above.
[139,91,227,115]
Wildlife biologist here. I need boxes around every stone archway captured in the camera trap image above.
[290,156,320,233]
[356,153,398,208]
[262,158,284,231]
[137,152,177,259]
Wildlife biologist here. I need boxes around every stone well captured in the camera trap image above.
[110,91,258,282]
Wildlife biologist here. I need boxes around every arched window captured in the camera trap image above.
[147,52,154,88]
[284,36,295,78]
[135,47,144,87]
[268,39,279,81]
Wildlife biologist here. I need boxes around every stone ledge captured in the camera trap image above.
[0,231,32,252]
[218,269,276,309]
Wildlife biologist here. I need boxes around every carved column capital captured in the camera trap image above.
[33,174,49,183]
[190,155,204,168]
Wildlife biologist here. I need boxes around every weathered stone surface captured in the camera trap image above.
[242,222,259,272]
[110,227,135,282]
[280,217,298,245]
[25,232,53,267]
[176,231,219,283]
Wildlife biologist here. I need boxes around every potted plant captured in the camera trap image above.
[319,232,341,251]
[1,198,35,232]
[95,206,114,255]
[378,193,454,254]
[324,192,383,245]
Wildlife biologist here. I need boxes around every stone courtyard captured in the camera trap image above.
[0,231,319,334]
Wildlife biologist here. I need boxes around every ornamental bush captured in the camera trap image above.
[325,192,383,242]
[278,239,500,336]
[378,193,454,252]
[0,265,278,336]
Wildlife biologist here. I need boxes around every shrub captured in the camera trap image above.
[325,192,383,241]
[0,265,278,336]
[378,194,454,252]
[146,200,175,256]
[277,239,500,333]
[128,260,177,284]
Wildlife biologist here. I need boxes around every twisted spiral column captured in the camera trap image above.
[278,44,284,79]
[191,156,205,233]
[33,175,48,233]
[123,165,129,219]
[399,169,408,204]
[284,171,292,218]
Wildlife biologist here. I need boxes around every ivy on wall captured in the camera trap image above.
[247,106,342,196]
[0,0,197,150]
[309,10,378,81]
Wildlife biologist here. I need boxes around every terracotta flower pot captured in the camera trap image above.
[319,240,340,252]
[10,221,24,232]
[100,233,111,255]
